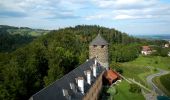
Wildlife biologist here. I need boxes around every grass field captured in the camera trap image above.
[122,55,170,70]
[114,80,145,100]
[108,56,170,99]
[119,55,170,87]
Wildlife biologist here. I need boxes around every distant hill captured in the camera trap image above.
[0,25,50,52]
[134,34,170,41]
[0,25,49,36]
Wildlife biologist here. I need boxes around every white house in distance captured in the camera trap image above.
[141,46,152,55]
[164,44,169,48]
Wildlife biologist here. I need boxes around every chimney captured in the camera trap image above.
[86,70,91,85]
[77,77,84,94]
[93,64,97,77]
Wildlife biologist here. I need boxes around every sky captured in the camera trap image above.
[0,0,170,35]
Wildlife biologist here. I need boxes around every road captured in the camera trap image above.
[146,67,169,96]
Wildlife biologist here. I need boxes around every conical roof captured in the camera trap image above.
[90,34,108,46]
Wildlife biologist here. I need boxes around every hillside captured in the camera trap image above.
[0,25,49,52]
[0,25,167,100]
[0,25,49,36]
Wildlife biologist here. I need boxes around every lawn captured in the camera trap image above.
[108,55,170,99]
[114,80,145,100]
[119,55,170,88]
[123,55,170,70]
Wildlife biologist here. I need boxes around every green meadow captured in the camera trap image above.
[114,81,145,100]
[120,55,170,87]
[112,55,170,99]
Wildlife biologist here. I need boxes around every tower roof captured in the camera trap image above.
[90,34,108,46]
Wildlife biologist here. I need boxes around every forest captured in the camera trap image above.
[0,25,167,100]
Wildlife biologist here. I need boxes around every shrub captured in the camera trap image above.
[154,68,157,72]
[115,67,123,74]
[129,83,141,93]
[160,74,170,92]
[155,61,158,64]
[110,61,123,74]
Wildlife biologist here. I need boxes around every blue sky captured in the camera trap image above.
[0,0,170,35]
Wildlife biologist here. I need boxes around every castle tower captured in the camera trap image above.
[89,34,108,69]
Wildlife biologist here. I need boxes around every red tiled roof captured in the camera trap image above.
[104,69,119,85]
[142,46,151,51]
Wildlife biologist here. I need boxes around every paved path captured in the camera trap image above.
[146,68,169,96]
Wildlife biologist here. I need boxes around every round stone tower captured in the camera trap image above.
[89,34,108,69]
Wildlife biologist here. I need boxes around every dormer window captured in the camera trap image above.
[70,83,77,93]
[62,89,68,96]
[70,83,74,89]
[62,89,71,99]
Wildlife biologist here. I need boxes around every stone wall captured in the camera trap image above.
[89,45,108,68]
[83,71,104,100]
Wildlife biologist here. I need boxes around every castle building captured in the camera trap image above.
[29,33,119,100]
[89,34,109,69]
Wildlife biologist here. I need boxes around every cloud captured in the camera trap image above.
[0,0,84,20]
[114,14,154,19]
[85,14,110,20]
[0,0,170,35]
[85,0,170,20]
[0,0,170,19]
[92,0,157,9]
[45,13,81,19]
[0,10,27,18]
[1,0,169,21]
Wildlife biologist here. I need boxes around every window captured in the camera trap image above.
[93,45,97,48]
[101,45,105,48]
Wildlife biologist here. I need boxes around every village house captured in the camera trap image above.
[164,44,169,48]
[141,46,152,55]
[29,34,119,100]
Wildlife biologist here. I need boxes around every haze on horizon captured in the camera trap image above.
[0,0,170,35]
